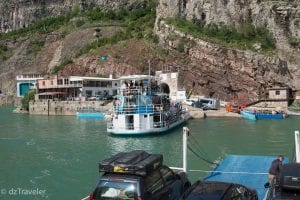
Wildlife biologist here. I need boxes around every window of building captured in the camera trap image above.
[275,90,280,95]
[57,79,63,85]
[42,81,45,86]
[64,79,69,85]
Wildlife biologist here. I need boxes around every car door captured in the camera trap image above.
[159,166,182,200]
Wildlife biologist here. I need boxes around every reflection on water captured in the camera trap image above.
[0,107,298,199]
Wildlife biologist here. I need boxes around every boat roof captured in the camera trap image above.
[69,76,118,81]
[204,155,289,200]
[119,75,152,81]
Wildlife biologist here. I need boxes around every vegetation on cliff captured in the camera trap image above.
[165,18,276,53]
[21,90,36,111]
[0,0,158,71]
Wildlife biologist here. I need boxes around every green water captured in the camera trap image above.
[0,106,298,199]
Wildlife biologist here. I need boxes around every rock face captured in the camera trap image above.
[1,0,300,106]
[156,0,300,44]
[0,0,142,33]
[156,0,300,69]
[156,21,293,103]
[154,0,300,102]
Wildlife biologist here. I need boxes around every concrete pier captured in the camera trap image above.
[187,107,241,119]
[29,100,112,115]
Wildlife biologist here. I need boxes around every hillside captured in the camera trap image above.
[0,0,300,106]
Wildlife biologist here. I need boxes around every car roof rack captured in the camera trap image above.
[99,150,163,176]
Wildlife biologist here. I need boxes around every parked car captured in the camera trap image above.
[89,150,191,200]
[181,180,258,200]
[101,95,114,101]
[88,95,101,101]
[183,99,196,106]
[265,163,300,199]
[192,98,220,110]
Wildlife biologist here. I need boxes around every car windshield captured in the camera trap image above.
[199,100,211,104]
[93,179,138,200]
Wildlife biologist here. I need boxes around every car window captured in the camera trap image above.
[144,170,164,195]
[200,100,210,104]
[160,166,176,185]
[94,179,138,200]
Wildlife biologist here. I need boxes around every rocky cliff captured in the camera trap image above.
[0,0,143,33]
[155,0,300,99]
[1,0,300,106]
[156,21,293,102]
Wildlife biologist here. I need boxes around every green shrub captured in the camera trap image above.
[288,36,300,48]
[21,90,36,111]
[52,60,73,74]
[28,39,45,55]
[74,19,85,28]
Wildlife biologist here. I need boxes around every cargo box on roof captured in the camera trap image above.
[99,150,163,176]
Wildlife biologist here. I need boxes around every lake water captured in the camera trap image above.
[0,106,298,199]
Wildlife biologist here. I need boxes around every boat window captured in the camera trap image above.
[153,115,160,122]
[144,115,147,118]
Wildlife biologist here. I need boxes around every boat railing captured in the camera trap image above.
[118,86,160,96]
[112,104,164,114]
[107,121,168,130]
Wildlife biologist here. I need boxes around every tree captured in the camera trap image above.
[21,90,36,111]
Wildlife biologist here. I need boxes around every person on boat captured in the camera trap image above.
[268,155,284,184]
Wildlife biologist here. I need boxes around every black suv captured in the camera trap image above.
[181,180,258,200]
[89,150,190,200]
[265,163,300,200]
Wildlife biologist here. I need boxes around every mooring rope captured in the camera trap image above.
[187,145,219,166]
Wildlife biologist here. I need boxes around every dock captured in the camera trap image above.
[204,155,288,200]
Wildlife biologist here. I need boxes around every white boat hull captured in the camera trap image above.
[107,113,191,135]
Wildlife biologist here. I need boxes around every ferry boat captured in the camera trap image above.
[240,109,287,120]
[107,75,191,135]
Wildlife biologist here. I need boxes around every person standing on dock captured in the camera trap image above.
[268,155,284,183]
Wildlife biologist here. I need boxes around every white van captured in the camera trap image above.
[183,99,197,106]
[193,98,220,110]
